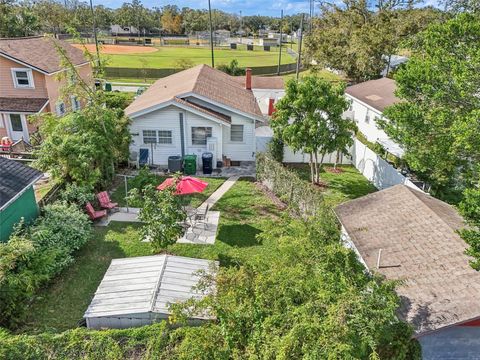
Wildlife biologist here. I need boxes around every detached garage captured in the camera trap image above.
[84,255,218,329]
[0,157,42,242]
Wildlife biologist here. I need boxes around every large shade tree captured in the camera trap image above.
[379,13,480,194]
[271,76,355,184]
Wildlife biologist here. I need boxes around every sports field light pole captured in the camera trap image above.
[208,0,215,67]
[89,0,100,67]
[296,14,304,81]
[277,10,283,75]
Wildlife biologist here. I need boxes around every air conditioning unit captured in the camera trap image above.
[206,137,217,169]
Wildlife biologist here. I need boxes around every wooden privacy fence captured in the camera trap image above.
[105,63,299,79]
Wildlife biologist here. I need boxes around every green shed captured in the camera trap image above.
[0,157,43,242]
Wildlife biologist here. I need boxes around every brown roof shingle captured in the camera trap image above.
[345,77,400,113]
[0,97,49,113]
[232,75,284,89]
[0,36,87,74]
[125,65,262,118]
[335,185,478,336]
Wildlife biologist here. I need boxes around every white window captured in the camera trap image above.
[230,124,244,142]
[192,127,212,145]
[56,102,66,116]
[11,68,34,88]
[143,130,157,144]
[158,130,172,144]
[71,96,81,111]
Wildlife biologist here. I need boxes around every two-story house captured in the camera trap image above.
[344,77,404,158]
[0,36,92,142]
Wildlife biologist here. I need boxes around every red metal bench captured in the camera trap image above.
[85,202,107,221]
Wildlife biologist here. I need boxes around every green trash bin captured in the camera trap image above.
[105,82,112,92]
[183,155,197,175]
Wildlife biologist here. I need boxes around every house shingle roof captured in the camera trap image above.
[173,97,231,124]
[231,75,284,89]
[345,77,400,113]
[0,97,49,113]
[125,64,263,118]
[335,185,479,336]
[0,36,87,74]
[0,157,43,210]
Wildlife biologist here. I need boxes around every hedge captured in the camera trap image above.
[256,153,324,216]
[0,203,91,328]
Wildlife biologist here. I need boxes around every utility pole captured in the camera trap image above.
[277,10,283,76]
[296,14,304,81]
[89,0,100,69]
[208,0,215,67]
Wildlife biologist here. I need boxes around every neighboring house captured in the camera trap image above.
[125,64,265,168]
[84,255,217,329]
[335,185,480,359]
[0,36,92,142]
[0,157,43,242]
[344,77,404,157]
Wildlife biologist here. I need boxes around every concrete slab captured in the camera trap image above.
[177,211,220,244]
[95,207,141,227]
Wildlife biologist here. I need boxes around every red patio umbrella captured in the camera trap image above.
[156,176,208,195]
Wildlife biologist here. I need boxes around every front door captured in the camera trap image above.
[7,114,28,141]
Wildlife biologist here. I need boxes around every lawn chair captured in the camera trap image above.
[128,151,139,169]
[97,191,118,211]
[85,202,107,221]
[194,205,209,229]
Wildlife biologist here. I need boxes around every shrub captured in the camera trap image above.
[0,202,91,328]
[217,59,246,76]
[104,92,135,110]
[60,183,94,206]
[268,135,284,163]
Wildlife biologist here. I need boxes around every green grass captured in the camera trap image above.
[110,175,226,209]
[282,68,345,83]
[105,46,295,69]
[106,78,155,84]
[20,179,282,333]
[287,164,377,206]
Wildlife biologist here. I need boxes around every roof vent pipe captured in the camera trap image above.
[245,68,252,90]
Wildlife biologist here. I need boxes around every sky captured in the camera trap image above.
[98,0,315,16]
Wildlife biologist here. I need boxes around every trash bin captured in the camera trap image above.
[105,82,112,92]
[202,152,213,175]
[183,155,197,175]
[168,155,182,173]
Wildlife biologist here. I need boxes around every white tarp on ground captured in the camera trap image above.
[377,138,405,158]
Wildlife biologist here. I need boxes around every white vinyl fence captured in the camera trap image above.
[351,139,420,191]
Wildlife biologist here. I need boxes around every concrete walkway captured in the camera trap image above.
[197,176,239,212]
[95,207,140,227]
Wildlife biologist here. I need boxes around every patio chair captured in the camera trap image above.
[97,191,118,211]
[128,151,139,169]
[85,202,107,221]
[194,205,209,230]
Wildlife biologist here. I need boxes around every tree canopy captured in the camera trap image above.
[380,13,480,193]
[271,76,354,183]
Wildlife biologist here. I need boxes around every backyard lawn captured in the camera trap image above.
[282,68,345,83]
[19,178,282,333]
[287,164,377,206]
[104,46,295,68]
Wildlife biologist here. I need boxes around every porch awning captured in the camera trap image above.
[377,138,405,158]
[0,98,49,113]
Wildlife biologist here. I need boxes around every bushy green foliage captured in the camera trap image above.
[34,106,131,189]
[171,213,418,359]
[217,59,246,76]
[104,92,135,110]
[0,203,91,327]
[60,183,95,206]
[268,135,284,163]
[459,182,480,270]
[134,183,186,251]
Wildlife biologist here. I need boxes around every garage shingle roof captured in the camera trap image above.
[125,64,262,118]
[335,185,479,336]
[0,36,87,74]
[0,157,43,210]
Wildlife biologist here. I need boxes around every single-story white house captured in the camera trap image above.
[125,64,270,168]
[344,77,404,158]
[335,185,480,359]
[84,255,218,329]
